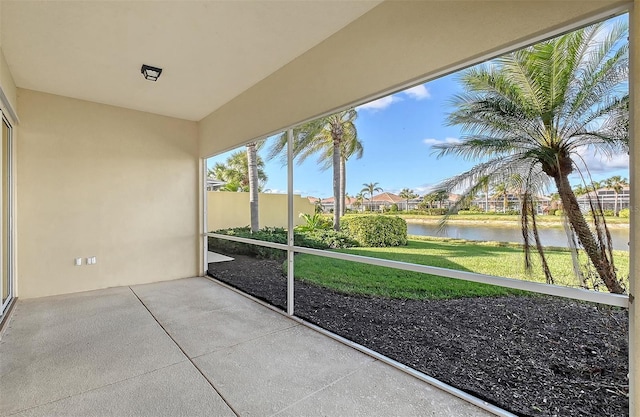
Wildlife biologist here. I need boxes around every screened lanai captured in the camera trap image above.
[0,1,638,416]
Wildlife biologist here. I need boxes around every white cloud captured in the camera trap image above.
[415,184,435,195]
[357,84,430,112]
[423,137,461,146]
[403,85,430,100]
[357,95,401,111]
[575,146,629,174]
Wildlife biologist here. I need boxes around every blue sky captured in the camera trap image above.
[208,16,629,199]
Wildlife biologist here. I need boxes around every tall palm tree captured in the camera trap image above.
[209,148,267,231]
[246,142,260,231]
[361,182,382,211]
[478,176,490,212]
[433,22,628,293]
[399,188,418,211]
[492,182,509,213]
[427,190,449,209]
[268,109,363,230]
[354,192,366,212]
[603,175,629,216]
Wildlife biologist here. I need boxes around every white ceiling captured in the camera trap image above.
[1,1,382,121]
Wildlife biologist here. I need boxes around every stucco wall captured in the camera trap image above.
[207,192,314,231]
[16,89,199,298]
[0,49,16,118]
[199,0,629,157]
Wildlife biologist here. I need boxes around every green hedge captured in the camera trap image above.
[208,227,358,260]
[341,215,407,247]
[619,208,630,218]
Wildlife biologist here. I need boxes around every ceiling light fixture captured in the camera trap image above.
[141,64,162,81]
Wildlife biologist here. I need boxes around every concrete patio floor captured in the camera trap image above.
[1,277,494,417]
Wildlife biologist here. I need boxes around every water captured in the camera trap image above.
[407,222,629,251]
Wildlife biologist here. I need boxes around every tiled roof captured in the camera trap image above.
[370,192,403,203]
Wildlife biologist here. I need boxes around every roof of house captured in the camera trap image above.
[370,192,403,204]
[320,196,359,205]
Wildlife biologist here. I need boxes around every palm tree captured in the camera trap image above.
[354,192,366,212]
[478,176,490,212]
[573,184,588,197]
[268,109,363,230]
[361,182,382,211]
[399,188,418,211]
[603,176,629,216]
[492,182,509,213]
[246,142,260,231]
[433,22,628,293]
[209,148,268,231]
[426,190,449,209]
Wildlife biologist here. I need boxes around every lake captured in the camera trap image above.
[407,222,629,251]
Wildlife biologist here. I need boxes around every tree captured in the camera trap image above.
[354,192,366,212]
[603,175,629,216]
[492,182,509,213]
[361,182,382,211]
[427,190,449,209]
[572,184,588,197]
[399,188,418,211]
[208,147,267,231]
[479,176,490,212]
[269,109,363,230]
[433,22,628,293]
[246,142,260,232]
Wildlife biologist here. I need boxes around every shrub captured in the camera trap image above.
[389,203,399,212]
[296,212,332,232]
[554,209,564,216]
[209,226,358,259]
[209,227,287,260]
[341,215,407,247]
[603,209,615,217]
[301,229,359,249]
[619,208,630,218]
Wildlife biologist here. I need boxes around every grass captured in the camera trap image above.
[294,236,630,300]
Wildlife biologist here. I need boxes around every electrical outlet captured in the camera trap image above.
[86,257,92,265]
[91,256,97,264]
[74,258,82,266]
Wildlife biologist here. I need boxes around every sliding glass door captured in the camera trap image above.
[1,113,12,317]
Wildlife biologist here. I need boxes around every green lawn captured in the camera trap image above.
[294,236,629,300]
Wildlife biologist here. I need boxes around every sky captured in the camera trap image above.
[208,15,629,199]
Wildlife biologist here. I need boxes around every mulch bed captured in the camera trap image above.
[208,255,629,417]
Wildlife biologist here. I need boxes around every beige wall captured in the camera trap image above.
[207,192,314,231]
[16,89,199,298]
[199,0,629,157]
[0,48,17,120]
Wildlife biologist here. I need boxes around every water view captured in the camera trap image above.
[407,222,629,251]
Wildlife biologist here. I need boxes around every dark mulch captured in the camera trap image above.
[208,255,629,417]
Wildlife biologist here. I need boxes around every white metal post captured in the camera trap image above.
[287,129,295,316]
[202,158,209,276]
[629,4,638,415]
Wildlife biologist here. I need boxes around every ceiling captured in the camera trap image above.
[1,1,382,121]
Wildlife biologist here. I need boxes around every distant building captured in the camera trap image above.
[470,193,551,214]
[576,187,630,212]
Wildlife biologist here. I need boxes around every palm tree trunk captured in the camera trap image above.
[332,139,341,230]
[554,173,624,294]
[614,192,619,216]
[247,143,259,232]
[339,157,346,216]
